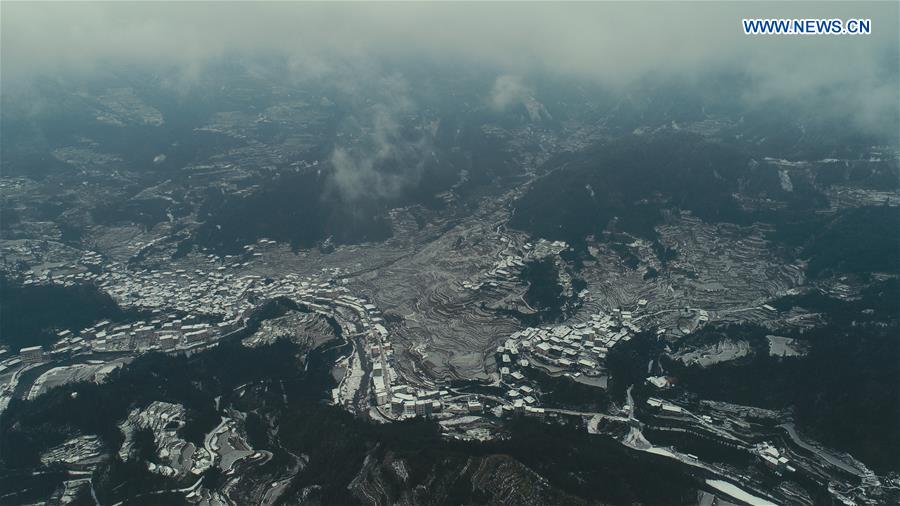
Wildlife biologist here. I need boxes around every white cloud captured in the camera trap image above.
[489,75,531,111]
[1,2,897,133]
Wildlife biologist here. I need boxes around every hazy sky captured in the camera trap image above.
[2,2,898,132]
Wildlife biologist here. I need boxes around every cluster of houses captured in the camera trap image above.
[461,238,569,291]
[753,442,796,475]
[13,248,106,288]
[3,237,430,427]
[499,309,642,378]
[4,254,390,397]
[501,374,545,418]
[480,307,652,418]
[99,266,258,321]
[325,293,400,409]
[7,314,242,370]
[73,316,235,356]
[645,397,686,416]
[389,386,445,418]
[461,253,527,291]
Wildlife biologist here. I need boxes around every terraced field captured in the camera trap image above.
[349,199,528,382]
